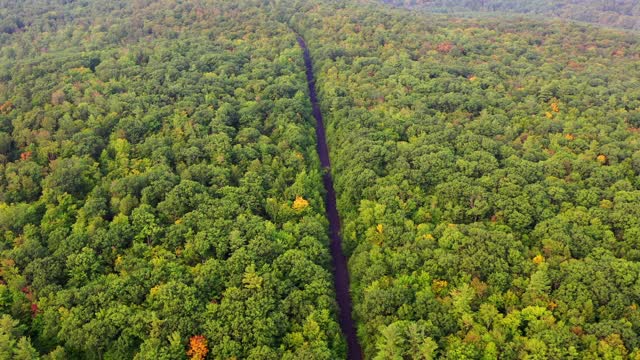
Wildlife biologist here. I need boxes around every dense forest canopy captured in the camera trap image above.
[0,1,345,358]
[293,2,640,358]
[378,0,640,30]
[1,0,640,359]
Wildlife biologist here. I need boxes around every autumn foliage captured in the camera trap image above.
[436,41,454,53]
[0,100,12,113]
[20,151,32,161]
[432,279,448,293]
[292,195,309,211]
[597,154,608,164]
[187,335,209,360]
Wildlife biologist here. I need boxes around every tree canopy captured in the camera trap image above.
[1,0,640,358]
[0,0,344,358]
[292,2,640,358]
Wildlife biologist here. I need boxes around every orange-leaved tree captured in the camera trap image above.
[187,335,209,360]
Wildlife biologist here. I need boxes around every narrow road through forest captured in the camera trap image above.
[296,36,363,360]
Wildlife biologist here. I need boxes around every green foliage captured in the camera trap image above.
[292,1,640,358]
[1,0,640,358]
[0,0,343,358]
[379,0,640,30]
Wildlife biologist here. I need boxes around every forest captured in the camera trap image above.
[0,1,344,358]
[378,0,640,30]
[294,2,640,358]
[1,0,640,359]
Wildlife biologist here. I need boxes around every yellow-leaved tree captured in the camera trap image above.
[292,195,309,211]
